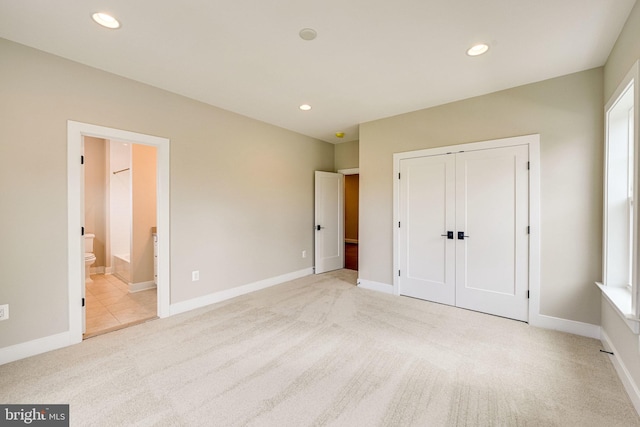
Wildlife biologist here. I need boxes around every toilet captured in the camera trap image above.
[85,233,96,283]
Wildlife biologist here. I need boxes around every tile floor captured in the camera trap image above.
[84,274,157,338]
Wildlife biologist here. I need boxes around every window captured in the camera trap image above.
[601,61,640,332]
[605,81,634,288]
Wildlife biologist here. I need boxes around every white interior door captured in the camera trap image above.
[398,145,529,321]
[455,146,529,321]
[399,155,455,305]
[315,171,344,274]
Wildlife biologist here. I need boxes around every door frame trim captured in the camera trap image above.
[392,134,540,323]
[338,168,359,175]
[67,121,171,343]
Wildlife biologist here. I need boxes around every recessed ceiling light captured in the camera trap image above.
[299,28,317,41]
[335,132,345,138]
[466,43,489,56]
[299,104,312,111]
[92,12,121,29]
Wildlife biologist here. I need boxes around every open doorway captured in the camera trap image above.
[341,169,359,271]
[83,137,158,338]
[67,121,170,345]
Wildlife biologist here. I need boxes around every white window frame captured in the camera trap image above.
[599,60,640,333]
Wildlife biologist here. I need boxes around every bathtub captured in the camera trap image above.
[113,253,131,283]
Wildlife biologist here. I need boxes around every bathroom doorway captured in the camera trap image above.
[83,137,158,338]
[67,121,170,344]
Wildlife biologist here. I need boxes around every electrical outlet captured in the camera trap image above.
[192,271,200,281]
[302,250,306,258]
[0,304,8,321]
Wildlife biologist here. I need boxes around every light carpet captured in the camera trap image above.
[1,270,638,426]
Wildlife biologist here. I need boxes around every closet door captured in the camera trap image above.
[397,144,530,321]
[398,154,455,305]
[454,145,529,321]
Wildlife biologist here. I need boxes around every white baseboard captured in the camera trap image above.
[90,266,105,275]
[601,329,640,415]
[529,313,601,339]
[105,267,113,275]
[129,280,156,293]
[169,268,314,316]
[357,279,394,294]
[0,331,77,366]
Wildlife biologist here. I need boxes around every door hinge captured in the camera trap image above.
[527,290,530,299]
[527,161,530,170]
[81,226,85,236]
[527,226,530,234]
[398,221,401,228]
[82,297,85,307]
[398,173,401,179]
[81,155,84,165]
[398,270,401,277]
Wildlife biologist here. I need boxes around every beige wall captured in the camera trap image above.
[359,68,604,325]
[601,0,640,401]
[604,2,640,101]
[335,140,359,170]
[0,38,333,348]
[84,137,107,267]
[132,144,157,284]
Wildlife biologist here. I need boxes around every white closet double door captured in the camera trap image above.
[398,145,529,321]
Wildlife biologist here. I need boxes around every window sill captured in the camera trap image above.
[596,282,640,334]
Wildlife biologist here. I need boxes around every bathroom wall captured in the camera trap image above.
[85,137,155,282]
[132,144,157,285]
[83,136,106,268]
[109,141,131,260]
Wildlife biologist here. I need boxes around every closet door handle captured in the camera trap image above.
[440,231,454,239]
[458,231,469,240]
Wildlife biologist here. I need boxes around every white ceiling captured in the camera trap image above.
[0,0,636,143]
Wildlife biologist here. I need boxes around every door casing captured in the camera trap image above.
[68,121,170,344]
